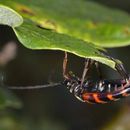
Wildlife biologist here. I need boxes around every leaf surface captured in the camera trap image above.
[1,0,130,47]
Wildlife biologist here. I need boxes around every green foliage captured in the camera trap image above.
[14,20,117,69]
[1,0,130,47]
[0,0,130,68]
[0,4,119,69]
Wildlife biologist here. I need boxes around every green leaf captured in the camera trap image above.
[14,20,117,69]
[0,5,120,69]
[1,0,130,47]
[0,5,23,27]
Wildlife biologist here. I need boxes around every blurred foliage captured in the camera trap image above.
[0,87,22,109]
[0,70,21,109]
[0,115,68,130]
[103,106,130,130]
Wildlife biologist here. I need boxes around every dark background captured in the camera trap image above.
[1,0,130,130]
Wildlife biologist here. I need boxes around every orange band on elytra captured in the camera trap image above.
[93,93,106,104]
[82,93,94,104]
[107,94,117,101]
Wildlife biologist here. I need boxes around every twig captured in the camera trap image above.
[8,83,61,90]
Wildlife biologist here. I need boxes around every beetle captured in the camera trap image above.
[63,52,130,104]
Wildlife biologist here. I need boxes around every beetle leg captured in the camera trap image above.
[80,59,93,87]
[63,52,69,79]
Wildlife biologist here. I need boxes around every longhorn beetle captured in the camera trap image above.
[63,52,130,104]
